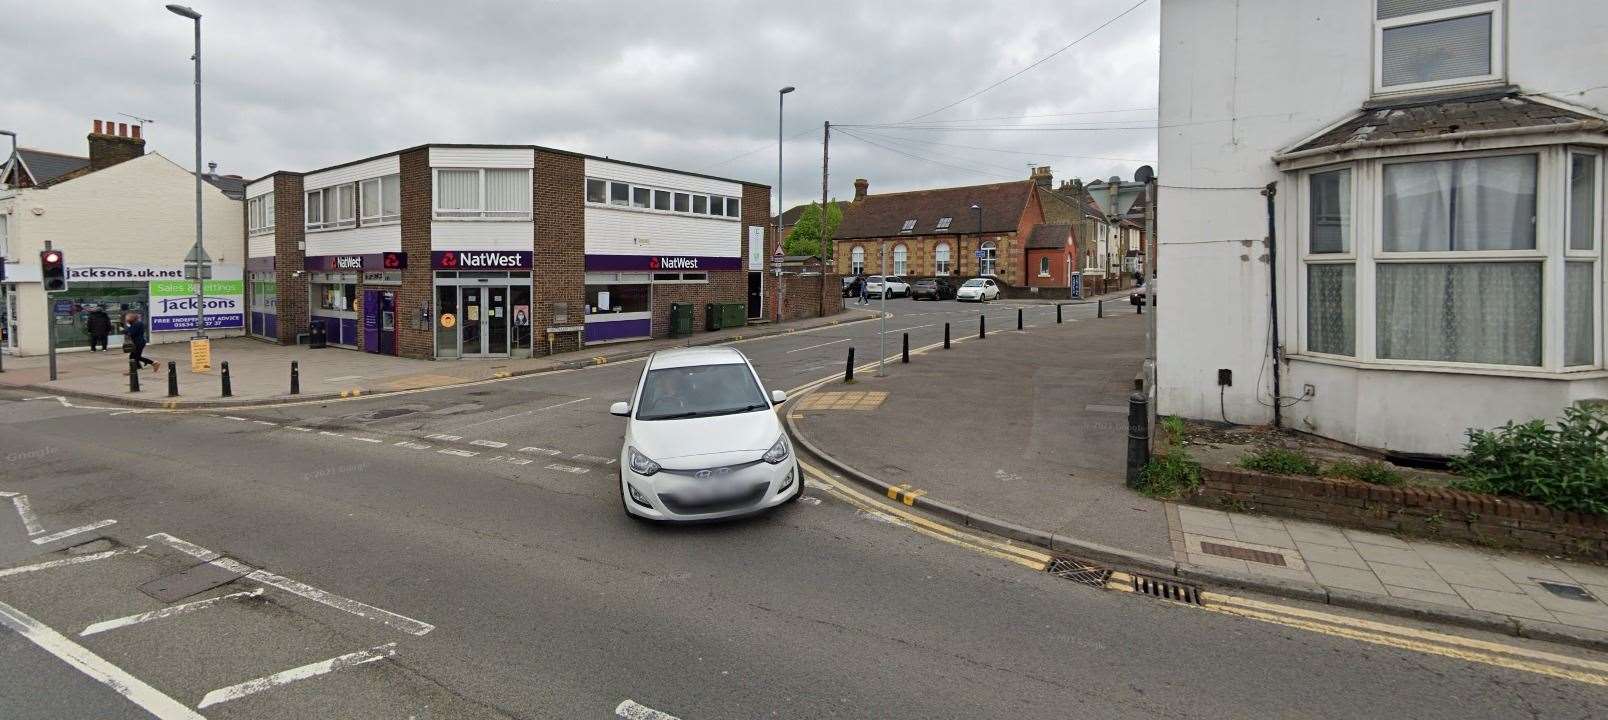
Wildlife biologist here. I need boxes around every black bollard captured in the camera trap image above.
[1137,297,1144,315]
[1017,308,1023,330]
[844,347,855,383]
[290,360,300,395]
[1057,304,1063,324]
[901,333,909,363]
[221,361,233,398]
[943,322,951,349]
[167,361,178,397]
[979,314,986,339]
[128,359,141,393]
[1098,299,1104,318]
[1125,391,1151,489]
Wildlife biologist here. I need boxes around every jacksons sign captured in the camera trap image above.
[584,254,741,272]
[148,279,245,332]
[431,251,532,270]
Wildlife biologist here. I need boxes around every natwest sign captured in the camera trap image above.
[431,250,532,270]
[586,254,741,272]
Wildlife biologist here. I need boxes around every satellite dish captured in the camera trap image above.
[1134,165,1155,184]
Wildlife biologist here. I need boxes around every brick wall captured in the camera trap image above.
[772,273,845,321]
[272,173,308,345]
[651,272,746,336]
[396,148,434,359]
[835,233,1022,285]
[1191,468,1608,561]
[534,150,586,355]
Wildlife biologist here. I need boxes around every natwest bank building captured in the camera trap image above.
[245,144,777,360]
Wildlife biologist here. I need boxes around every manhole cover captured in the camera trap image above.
[1537,580,1597,603]
[1200,541,1287,567]
[140,560,244,602]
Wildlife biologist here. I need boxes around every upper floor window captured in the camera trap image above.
[306,184,355,231]
[1375,0,1503,95]
[435,168,531,220]
[360,175,401,225]
[247,192,275,236]
[935,217,952,231]
[585,176,738,220]
[900,219,916,233]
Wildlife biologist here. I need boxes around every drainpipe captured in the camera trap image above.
[1263,181,1281,429]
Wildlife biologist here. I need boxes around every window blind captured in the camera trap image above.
[1377,0,1485,20]
[1380,13,1491,86]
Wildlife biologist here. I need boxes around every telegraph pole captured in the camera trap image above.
[820,121,830,267]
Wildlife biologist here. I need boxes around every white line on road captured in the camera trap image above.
[785,337,850,354]
[146,533,435,636]
[518,447,562,456]
[439,448,479,457]
[350,437,383,443]
[288,426,312,432]
[491,456,534,466]
[252,420,279,426]
[570,453,612,464]
[223,416,247,421]
[31,519,117,545]
[80,589,264,637]
[0,599,206,720]
[884,323,936,334]
[469,439,508,448]
[616,699,682,720]
[451,396,591,431]
[425,433,463,441]
[0,546,145,578]
[197,642,397,709]
[319,431,345,438]
[10,495,44,536]
[545,463,590,474]
[394,441,431,450]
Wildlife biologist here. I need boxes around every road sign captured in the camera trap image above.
[975,249,987,259]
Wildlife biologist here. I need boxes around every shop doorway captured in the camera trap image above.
[747,271,763,319]
[458,286,508,357]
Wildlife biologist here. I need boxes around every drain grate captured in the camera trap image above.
[1046,557,1113,588]
[1200,541,1288,567]
[1130,574,1203,605]
[1537,580,1598,603]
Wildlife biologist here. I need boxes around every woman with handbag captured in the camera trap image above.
[122,312,159,373]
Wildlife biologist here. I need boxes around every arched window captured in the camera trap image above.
[1039,256,1051,276]
[980,241,998,276]
[851,246,865,275]
[934,242,951,275]
[892,244,908,275]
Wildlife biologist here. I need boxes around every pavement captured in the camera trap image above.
[2,296,1606,718]
[0,308,877,408]
[785,304,1608,651]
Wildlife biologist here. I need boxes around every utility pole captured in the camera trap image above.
[820,121,830,268]
[775,86,795,324]
[877,242,887,377]
[1143,173,1158,450]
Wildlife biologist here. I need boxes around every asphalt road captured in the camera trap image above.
[2,296,1605,719]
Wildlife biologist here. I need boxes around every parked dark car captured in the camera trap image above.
[842,276,862,298]
[909,278,956,301]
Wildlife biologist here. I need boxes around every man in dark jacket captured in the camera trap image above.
[85,306,113,352]
[123,312,159,373]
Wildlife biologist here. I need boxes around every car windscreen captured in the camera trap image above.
[635,363,769,420]
[961,279,986,287]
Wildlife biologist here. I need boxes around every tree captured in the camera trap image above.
[783,202,843,257]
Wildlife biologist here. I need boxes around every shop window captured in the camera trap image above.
[311,280,357,312]
[587,283,651,314]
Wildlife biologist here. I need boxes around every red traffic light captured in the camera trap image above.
[42,251,61,264]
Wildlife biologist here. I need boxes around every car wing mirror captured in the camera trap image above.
[770,390,788,405]
[609,401,631,417]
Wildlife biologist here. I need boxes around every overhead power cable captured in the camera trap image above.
[835,129,1016,181]
[704,126,819,169]
[847,129,1154,163]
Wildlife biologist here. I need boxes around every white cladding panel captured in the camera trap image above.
[247,233,274,258]
[430,221,533,251]
[305,224,401,256]
[584,158,741,197]
[245,178,273,199]
[429,147,534,169]
[584,207,740,257]
[305,155,400,191]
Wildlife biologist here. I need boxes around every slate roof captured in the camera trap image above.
[1038,186,1103,225]
[1025,224,1074,250]
[202,173,247,200]
[833,180,1035,241]
[1290,92,1605,154]
[14,149,90,186]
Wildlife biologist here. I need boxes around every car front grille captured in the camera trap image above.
[658,484,769,515]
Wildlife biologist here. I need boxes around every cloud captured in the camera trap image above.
[2,0,1158,210]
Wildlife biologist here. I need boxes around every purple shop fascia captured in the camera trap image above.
[584,254,740,272]
[431,250,533,270]
[305,252,409,272]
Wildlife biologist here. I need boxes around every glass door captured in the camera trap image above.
[486,286,508,356]
[461,287,483,355]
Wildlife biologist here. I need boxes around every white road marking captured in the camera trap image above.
[351,437,383,443]
[616,699,682,720]
[80,589,264,637]
[319,431,345,438]
[469,439,508,448]
[0,599,206,720]
[10,495,44,536]
[394,441,431,450]
[570,453,612,464]
[546,463,590,474]
[146,533,435,636]
[785,337,850,353]
[439,448,478,457]
[288,426,312,432]
[197,643,397,709]
[519,447,562,456]
[425,433,463,441]
[884,323,936,334]
[31,519,117,545]
[252,420,278,426]
[491,455,534,466]
[451,396,591,431]
[0,546,145,578]
[223,416,247,421]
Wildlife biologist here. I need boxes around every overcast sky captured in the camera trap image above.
[4,0,1158,212]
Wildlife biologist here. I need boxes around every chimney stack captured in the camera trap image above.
[853,178,869,202]
[87,118,145,171]
[1030,165,1053,188]
[207,161,218,176]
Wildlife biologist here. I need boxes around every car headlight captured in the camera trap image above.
[762,436,790,465]
[628,446,661,476]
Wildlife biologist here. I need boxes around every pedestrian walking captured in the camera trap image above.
[123,312,159,373]
[857,274,869,305]
[85,306,112,352]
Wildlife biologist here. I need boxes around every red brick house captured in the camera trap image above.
[831,172,1080,296]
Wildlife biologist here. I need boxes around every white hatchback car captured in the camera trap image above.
[610,347,803,522]
[956,278,1000,302]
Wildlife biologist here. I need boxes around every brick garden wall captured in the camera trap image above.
[271,173,308,345]
[772,274,845,321]
[1190,468,1608,561]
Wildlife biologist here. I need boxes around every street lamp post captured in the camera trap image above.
[776,86,794,324]
[166,4,207,339]
[970,203,982,275]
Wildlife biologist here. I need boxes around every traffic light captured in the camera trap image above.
[40,250,67,293]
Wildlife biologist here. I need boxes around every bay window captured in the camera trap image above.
[434,168,532,220]
[1300,147,1602,371]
